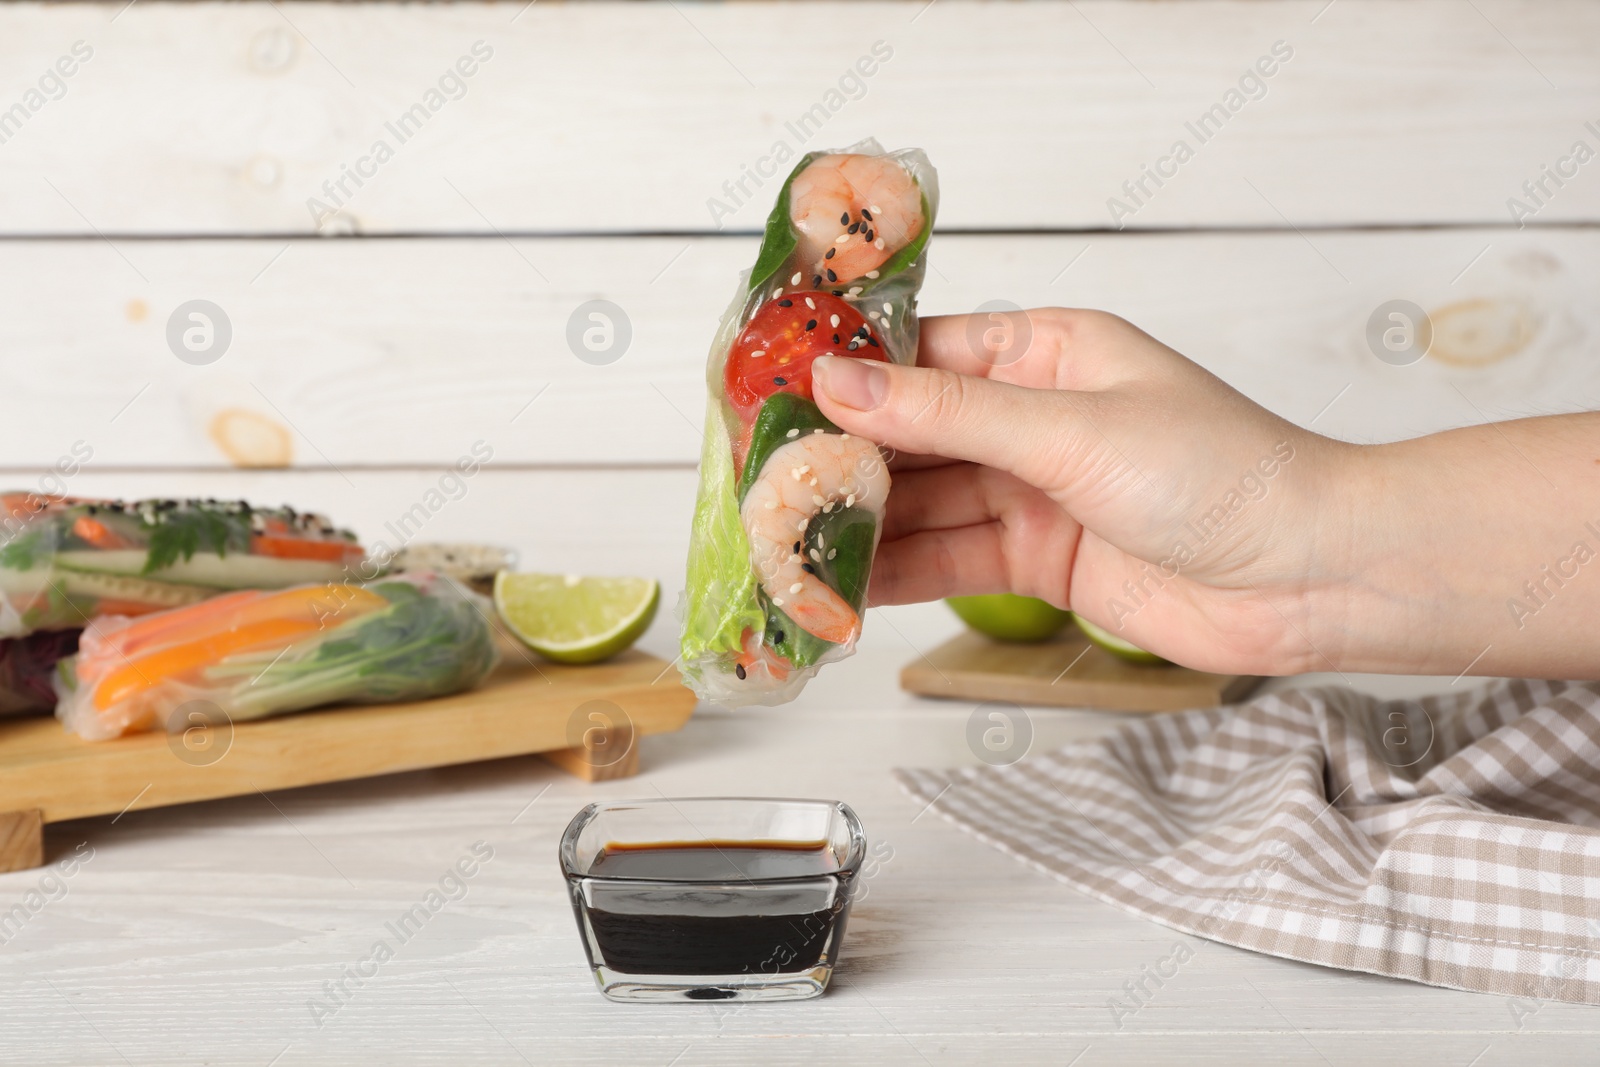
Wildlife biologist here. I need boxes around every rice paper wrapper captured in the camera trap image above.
[679,139,939,708]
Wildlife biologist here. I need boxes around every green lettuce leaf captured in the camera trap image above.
[681,403,768,667]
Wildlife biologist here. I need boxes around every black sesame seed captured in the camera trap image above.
[813,274,823,287]
[773,376,788,385]
[832,333,840,343]
[848,222,860,234]
[805,319,817,331]
[832,290,844,296]
[792,540,801,553]
[774,630,785,643]
[862,208,873,221]
[824,248,835,260]
[826,269,837,282]
[867,337,879,347]
[735,663,747,680]
[778,298,793,307]
[840,212,849,225]
[801,563,816,575]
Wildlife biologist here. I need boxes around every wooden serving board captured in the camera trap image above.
[0,650,695,873]
[901,629,1260,713]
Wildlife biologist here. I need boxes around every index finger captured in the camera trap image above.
[915,307,1124,392]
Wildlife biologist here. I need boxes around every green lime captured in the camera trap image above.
[1073,616,1168,665]
[946,594,1073,643]
[493,572,660,664]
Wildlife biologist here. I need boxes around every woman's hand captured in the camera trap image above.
[812,309,1354,675]
[815,307,1600,681]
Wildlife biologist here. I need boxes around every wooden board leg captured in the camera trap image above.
[542,725,639,782]
[0,810,44,873]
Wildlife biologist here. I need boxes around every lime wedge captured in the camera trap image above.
[946,594,1072,643]
[493,572,660,664]
[1073,616,1168,665]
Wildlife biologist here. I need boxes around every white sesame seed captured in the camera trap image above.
[882,302,892,314]
[829,314,840,328]
[804,297,816,310]
[785,428,799,438]
[840,434,851,440]
[870,204,882,214]
[764,501,777,510]
[773,597,785,606]
[791,272,802,285]
[845,494,856,507]
[827,548,837,559]
[865,271,879,279]
[809,549,821,562]
[789,582,804,595]
[874,238,885,250]
[835,235,850,245]
[848,287,863,296]
[752,350,766,358]
[813,428,825,434]
[812,495,825,506]
[823,502,834,513]
[817,534,825,548]
[773,288,782,299]
[797,518,808,531]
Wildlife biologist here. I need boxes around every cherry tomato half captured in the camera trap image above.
[723,292,883,423]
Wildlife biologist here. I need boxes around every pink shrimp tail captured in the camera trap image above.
[786,582,861,645]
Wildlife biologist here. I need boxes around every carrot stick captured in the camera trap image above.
[92,616,326,712]
[71,516,136,550]
[81,584,388,681]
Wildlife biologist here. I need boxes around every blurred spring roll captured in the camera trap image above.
[0,494,367,637]
[56,572,497,740]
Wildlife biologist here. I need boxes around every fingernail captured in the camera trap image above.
[814,356,887,411]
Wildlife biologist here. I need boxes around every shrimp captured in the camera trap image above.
[789,154,924,288]
[740,431,890,644]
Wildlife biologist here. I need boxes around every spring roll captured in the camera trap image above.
[680,139,938,706]
[0,494,367,637]
[56,572,497,740]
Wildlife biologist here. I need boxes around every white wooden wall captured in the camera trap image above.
[1,0,1597,655]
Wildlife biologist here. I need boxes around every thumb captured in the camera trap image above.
[812,355,1078,487]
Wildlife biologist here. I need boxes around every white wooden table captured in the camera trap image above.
[3,607,1594,1065]
[2,0,1599,1061]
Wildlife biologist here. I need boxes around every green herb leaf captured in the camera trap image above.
[736,393,840,502]
[0,530,43,571]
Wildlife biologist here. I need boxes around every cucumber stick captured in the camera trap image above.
[52,550,350,590]
[52,567,214,608]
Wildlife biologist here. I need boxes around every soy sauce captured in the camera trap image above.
[583,841,850,976]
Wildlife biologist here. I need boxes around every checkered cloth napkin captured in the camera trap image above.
[894,679,1600,1004]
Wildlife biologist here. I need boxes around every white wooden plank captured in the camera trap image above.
[2,599,1596,1064]
[1,229,1596,468]
[0,1,1596,234]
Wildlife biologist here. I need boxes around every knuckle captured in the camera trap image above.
[915,370,971,428]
